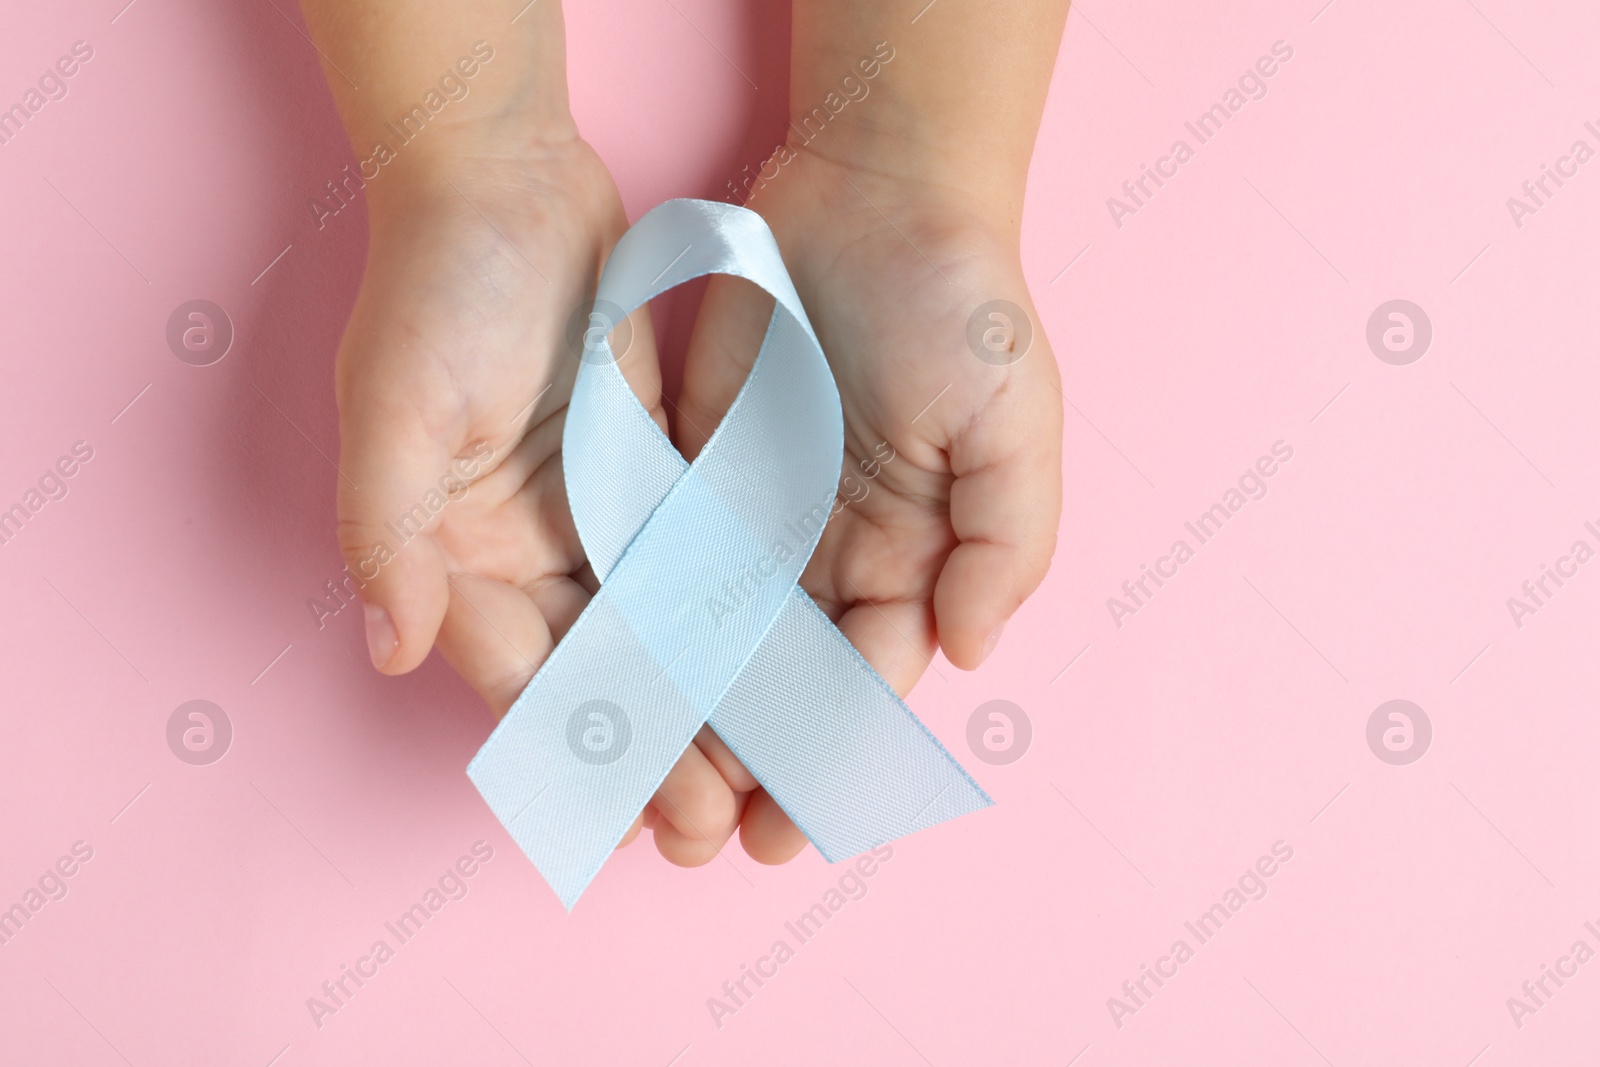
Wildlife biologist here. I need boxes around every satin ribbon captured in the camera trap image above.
[468,199,990,909]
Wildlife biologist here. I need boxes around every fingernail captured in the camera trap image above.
[980,620,1007,663]
[364,603,398,670]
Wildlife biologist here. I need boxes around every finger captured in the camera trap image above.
[611,302,671,439]
[675,274,773,460]
[694,724,759,793]
[616,811,645,850]
[523,574,590,646]
[435,425,585,588]
[650,742,742,867]
[739,789,808,865]
[432,572,556,719]
[935,343,1062,669]
[335,403,461,676]
[471,398,568,507]
[833,597,938,697]
[651,792,750,868]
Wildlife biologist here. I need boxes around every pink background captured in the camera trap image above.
[3,0,1598,1063]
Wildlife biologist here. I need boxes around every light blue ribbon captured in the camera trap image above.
[468,199,991,909]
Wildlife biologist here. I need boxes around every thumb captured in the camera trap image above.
[335,402,460,675]
[933,363,1063,670]
[934,438,1061,669]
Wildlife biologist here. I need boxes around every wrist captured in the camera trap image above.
[776,136,1028,246]
[305,4,583,218]
[782,98,1032,237]
[361,110,584,214]
[780,33,1045,233]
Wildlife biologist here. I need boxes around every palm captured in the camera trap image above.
[679,154,1062,690]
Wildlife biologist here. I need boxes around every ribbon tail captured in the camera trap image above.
[709,593,993,862]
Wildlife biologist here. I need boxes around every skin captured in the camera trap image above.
[299,0,1067,870]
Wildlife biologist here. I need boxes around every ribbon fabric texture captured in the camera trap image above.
[468,199,991,909]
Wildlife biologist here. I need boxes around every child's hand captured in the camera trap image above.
[327,141,631,846]
[677,149,1063,844]
[333,141,636,676]
[673,0,1069,856]
[298,0,786,868]
[336,138,791,865]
